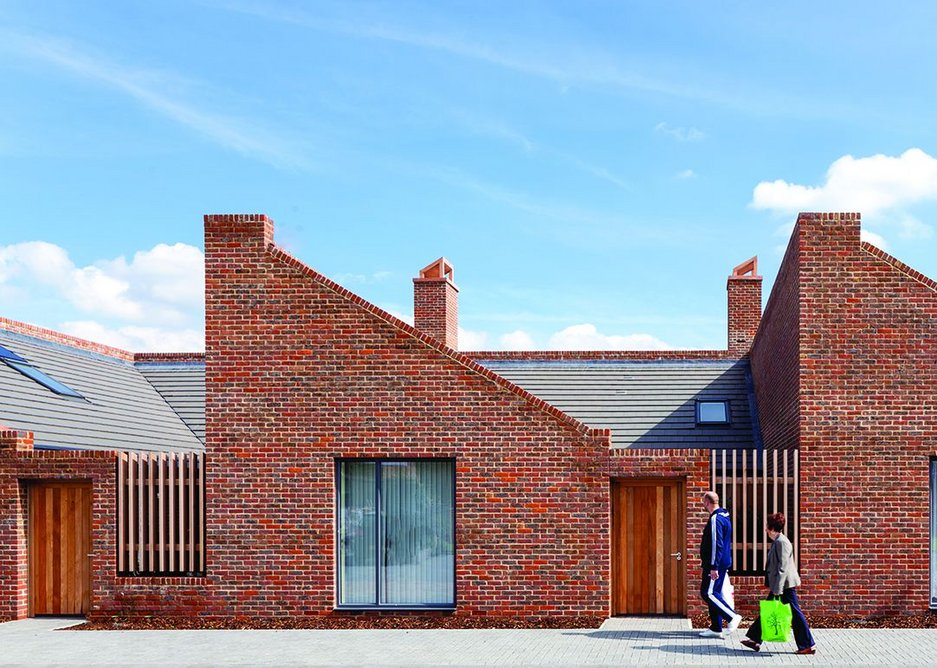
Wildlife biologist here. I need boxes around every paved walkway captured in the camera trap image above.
[0,616,933,666]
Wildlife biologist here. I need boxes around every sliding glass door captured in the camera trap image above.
[337,459,455,608]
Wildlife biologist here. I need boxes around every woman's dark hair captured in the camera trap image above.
[767,513,786,532]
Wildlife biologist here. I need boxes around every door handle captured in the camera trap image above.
[670,551,682,561]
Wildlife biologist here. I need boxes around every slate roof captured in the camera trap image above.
[0,329,204,452]
[136,361,205,442]
[476,359,760,449]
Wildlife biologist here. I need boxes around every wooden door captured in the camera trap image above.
[29,482,92,616]
[611,479,686,615]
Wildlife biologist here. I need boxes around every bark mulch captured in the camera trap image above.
[67,615,606,631]
[68,612,937,631]
[691,612,937,630]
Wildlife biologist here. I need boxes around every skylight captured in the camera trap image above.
[0,344,27,363]
[3,359,84,398]
[696,400,730,425]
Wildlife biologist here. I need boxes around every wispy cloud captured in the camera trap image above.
[216,1,858,120]
[655,122,705,142]
[427,167,684,246]
[450,111,630,190]
[3,32,309,170]
[676,169,696,179]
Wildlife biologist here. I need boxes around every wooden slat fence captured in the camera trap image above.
[117,451,205,576]
[710,448,798,576]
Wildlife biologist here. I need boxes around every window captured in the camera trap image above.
[4,360,84,398]
[696,400,730,424]
[337,459,455,608]
[0,344,27,362]
[931,459,937,609]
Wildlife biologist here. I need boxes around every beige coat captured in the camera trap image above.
[765,532,801,595]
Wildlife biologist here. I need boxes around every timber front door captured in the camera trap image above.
[29,481,92,615]
[611,479,686,615]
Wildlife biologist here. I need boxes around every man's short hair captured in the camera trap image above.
[767,513,786,532]
[703,491,719,505]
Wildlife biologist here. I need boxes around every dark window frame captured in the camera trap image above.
[3,359,85,398]
[930,458,937,610]
[334,457,457,611]
[696,399,731,425]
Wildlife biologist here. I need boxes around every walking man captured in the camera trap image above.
[699,491,742,638]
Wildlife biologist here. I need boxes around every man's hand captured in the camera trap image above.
[710,569,719,580]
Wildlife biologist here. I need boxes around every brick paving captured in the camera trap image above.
[1,616,934,666]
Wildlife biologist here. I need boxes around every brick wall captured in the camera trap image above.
[752,212,937,616]
[0,430,114,622]
[413,274,459,350]
[202,214,613,619]
[727,266,763,357]
[750,230,801,451]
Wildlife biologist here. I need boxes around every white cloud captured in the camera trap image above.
[0,240,204,351]
[458,327,489,350]
[860,229,888,250]
[499,330,536,350]
[752,148,937,241]
[676,169,696,179]
[61,321,203,352]
[655,122,705,142]
[548,323,671,350]
[334,270,393,285]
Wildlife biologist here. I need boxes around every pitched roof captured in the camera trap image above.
[0,328,204,452]
[475,359,760,449]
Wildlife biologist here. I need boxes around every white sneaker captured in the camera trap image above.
[699,628,726,638]
[727,614,742,633]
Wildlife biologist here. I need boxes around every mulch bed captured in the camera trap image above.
[69,612,937,631]
[691,612,937,629]
[67,615,606,631]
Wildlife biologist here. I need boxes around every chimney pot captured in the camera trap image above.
[413,257,459,349]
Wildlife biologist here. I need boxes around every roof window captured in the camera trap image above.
[2,356,84,398]
[0,344,27,362]
[696,400,730,425]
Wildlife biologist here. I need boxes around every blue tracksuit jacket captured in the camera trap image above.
[700,507,733,571]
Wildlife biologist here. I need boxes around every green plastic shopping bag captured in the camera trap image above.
[760,597,793,642]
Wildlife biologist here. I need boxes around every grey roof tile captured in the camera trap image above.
[477,359,760,450]
[0,330,204,453]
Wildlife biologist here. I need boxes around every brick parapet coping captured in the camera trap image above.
[266,243,610,441]
[0,317,134,361]
[467,350,736,361]
[133,352,206,362]
[861,242,937,292]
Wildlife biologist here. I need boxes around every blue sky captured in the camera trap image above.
[2,1,936,352]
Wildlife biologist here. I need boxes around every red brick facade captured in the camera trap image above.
[726,258,763,357]
[202,214,615,618]
[3,210,934,623]
[413,258,459,350]
[0,430,114,622]
[751,212,937,616]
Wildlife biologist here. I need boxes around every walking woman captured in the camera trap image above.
[741,513,817,654]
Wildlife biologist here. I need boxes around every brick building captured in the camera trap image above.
[0,211,934,622]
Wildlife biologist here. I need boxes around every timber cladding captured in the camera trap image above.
[0,439,113,622]
[28,481,92,615]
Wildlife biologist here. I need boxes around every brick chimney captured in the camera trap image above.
[413,257,458,349]
[727,256,762,356]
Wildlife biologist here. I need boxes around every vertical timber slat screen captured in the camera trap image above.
[710,448,799,576]
[117,451,205,576]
